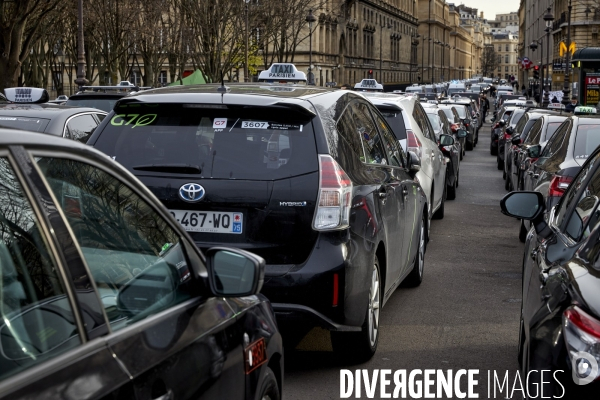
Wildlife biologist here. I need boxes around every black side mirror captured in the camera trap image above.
[407,151,421,172]
[206,247,265,296]
[506,127,514,135]
[527,144,541,158]
[511,135,521,145]
[498,120,506,127]
[500,191,551,238]
[439,134,455,146]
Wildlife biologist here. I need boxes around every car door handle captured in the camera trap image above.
[378,187,389,199]
[402,187,409,197]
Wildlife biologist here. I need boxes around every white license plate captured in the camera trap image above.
[169,210,243,234]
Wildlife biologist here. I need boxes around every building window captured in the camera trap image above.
[129,70,142,86]
[158,71,167,86]
[505,66,509,72]
[505,55,509,63]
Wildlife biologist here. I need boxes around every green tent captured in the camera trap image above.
[168,69,207,86]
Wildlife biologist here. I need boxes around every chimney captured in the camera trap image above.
[480,11,484,19]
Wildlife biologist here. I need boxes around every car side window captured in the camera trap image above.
[370,109,405,167]
[337,107,366,160]
[524,119,543,145]
[412,104,432,140]
[562,156,600,240]
[66,114,99,143]
[0,158,80,380]
[541,121,570,158]
[555,152,600,230]
[352,102,388,165]
[37,158,194,331]
[514,114,528,134]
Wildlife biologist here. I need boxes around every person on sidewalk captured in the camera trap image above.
[565,96,579,113]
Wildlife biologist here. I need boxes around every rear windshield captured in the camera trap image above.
[501,110,514,121]
[510,110,524,125]
[440,108,455,122]
[92,104,318,180]
[543,122,563,142]
[66,98,119,113]
[574,124,600,159]
[0,116,50,132]
[447,88,465,95]
[426,113,441,131]
[379,109,407,140]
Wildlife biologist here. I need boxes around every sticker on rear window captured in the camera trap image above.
[269,123,301,130]
[110,113,157,128]
[213,118,227,128]
[241,121,268,129]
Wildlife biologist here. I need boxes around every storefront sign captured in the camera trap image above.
[585,74,600,106]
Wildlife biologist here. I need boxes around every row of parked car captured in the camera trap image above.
[494,101,600,395]
[0,66,491,399]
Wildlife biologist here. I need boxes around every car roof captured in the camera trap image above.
[0,128,94,148]
[574,115,600,123]
[0,103,104,118]
[114,83,341,114]
[68,91,129,99]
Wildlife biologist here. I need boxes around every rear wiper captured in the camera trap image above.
[132,164,202,174]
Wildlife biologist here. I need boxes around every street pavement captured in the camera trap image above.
[283,114,526,399]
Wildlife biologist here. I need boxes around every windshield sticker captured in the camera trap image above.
[213,118,227,129]
[242,121,269,129]
[110,113,157,128]
[269,123,301,130]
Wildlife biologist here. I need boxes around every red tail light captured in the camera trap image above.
[313,155,352,231]
[332,273,339,307]
[565,307,600,337]
[503,132,512,140]
[548,175,573,197]
[407,130,422,158]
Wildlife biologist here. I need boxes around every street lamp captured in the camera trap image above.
[74,0,88,88]
[379,22,393,83]
[244,0,250,82]
[530,39,543,105]
[543,8,554,107]
[561,0,573,107]
[305,9,317,85]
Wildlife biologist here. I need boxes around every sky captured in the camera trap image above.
[465,1,521,20]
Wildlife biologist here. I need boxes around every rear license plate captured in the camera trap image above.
[169,210,243,234]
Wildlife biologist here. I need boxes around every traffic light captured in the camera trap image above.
[368,69,373,79]
[533,65,539,80]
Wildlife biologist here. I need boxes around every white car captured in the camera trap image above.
[364,93,447,222]
[118,81,135,87]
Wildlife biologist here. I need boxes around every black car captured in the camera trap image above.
[0,129,283,400]
[65,85,150,112]
[439,104,467,159]
[523,114,600,213]
[505,110,558,191]
[440,99,477,150]
[88,69,428,362]
[497,107,525,171]
[500,148,600,396]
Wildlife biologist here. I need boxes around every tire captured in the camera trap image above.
[505,174,510,190]
[490,143,497,156]
[466,140,473,151]
[256,367,280,400]
[433,185,445,219]
[404,214,426,287]
[497,156,504,170]
[332,257,381,363]
[519,220,527,243]
[456,168,459,187]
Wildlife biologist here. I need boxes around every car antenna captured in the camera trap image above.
[217,73,230,93]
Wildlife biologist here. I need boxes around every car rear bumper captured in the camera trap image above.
[272,303,361,332]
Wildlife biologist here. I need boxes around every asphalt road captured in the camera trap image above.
[283,114,526,399]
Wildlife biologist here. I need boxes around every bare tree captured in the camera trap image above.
[0,0,65,91]
[481,45,499,78]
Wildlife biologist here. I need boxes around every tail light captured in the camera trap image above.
[503,132,512,140]
[407,130,422,158]
[313,155,352,231]
[548,175,573,197]
[563,306,600,383]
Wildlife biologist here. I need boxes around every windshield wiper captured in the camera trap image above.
[132,164,202,174]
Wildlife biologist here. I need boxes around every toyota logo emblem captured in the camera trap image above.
[179,183,205,203]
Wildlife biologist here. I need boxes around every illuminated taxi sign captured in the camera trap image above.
[548,103,565,110]
[4,87,49,104]
[354,79,384,91]
[258,63,307,83]
[574,106,597,115]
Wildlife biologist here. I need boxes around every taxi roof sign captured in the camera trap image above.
[548,103,565,110]
[4,87,49,104]
[574,106,598,115]
[354,79,384,91]
[258,63,307,83]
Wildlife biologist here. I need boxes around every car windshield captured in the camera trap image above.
[0,116,50,132]
[574,124,600,160]
[93,103,318,180]
[543,122,563,142]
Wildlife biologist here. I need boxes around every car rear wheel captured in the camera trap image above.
[466,140,473,151]
[332,258,381,363]
[497,156,504,170]
[257,367,280,400]
[404,215,426,287]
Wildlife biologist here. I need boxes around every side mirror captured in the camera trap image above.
[527,144,541,158]
[498,120,506,127]
[457,129,468,138]
[500,191,544,220]
[511,135,521,145]
[206,247,265,296]
[506,127,514,135]
[407,151,421,172]
[439,134,455,146]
